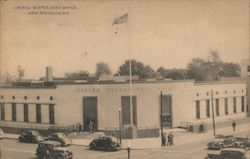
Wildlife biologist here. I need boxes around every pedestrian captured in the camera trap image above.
[170,132,174,146]
[76,123,80,134]
[167,133,171,146]
[79,123,82,132]
[162,133,166,146]
[92,122,96,133]
[232,121,236,132]
[89,121,93,134]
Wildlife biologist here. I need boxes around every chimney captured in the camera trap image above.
[46,66,53,81]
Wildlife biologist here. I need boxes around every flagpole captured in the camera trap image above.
[128,13,133,127]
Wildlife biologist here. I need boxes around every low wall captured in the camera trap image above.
[104,126,159,139]
[190,117,249,133]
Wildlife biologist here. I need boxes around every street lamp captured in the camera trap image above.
[118,108,122,145]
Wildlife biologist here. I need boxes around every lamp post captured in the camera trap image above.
[118,108,122,145]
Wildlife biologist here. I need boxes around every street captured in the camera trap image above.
[0,130,248,159]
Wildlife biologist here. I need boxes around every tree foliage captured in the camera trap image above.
[186,51,240,81]
[117,59,156,79]
[220,62,241,77]
[157,67,187,80]
[64,71,89,80]
[95,62,112,76]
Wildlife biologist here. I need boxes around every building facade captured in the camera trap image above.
[0,79,248,138]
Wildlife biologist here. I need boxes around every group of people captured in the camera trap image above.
[162,132,174,146]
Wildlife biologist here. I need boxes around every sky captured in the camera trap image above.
[0,0,249,79]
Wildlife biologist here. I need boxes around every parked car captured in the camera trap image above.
[19,130,46,143]
[36,140,73,159]
[232,136,249,148]
[48,132,72,146]
[89,136,120,151]
[244,140,250,149]
[205,148,249,159]
[0,128,4,139]
[207,135,234,149]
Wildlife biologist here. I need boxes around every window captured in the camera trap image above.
[121,96,137,126]
[241,96,245,112]
[37,96,40,100]
[12,96,15,99]
[233,97,237,113]
[224,98,228,115]
[215,99,219,116]
[196,93,199,96]
[0,103,4,120]
[49,104,55,124]
[196,101,200,119]
[207,92,209,96]
[225,90,227,94]
[206,100,210,117]
[24,96,27,100]
[50,96,53,100]
[1,96,3,99]
[12,103,16,121]
[24,104,28,122]
[36,104,41,123]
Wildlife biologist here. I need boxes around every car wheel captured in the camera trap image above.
[108,146,114,151]
[18,137,23,142]
[219,144,224,149]
[89,143,94,150]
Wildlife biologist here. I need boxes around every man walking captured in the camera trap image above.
[232,121,236,132]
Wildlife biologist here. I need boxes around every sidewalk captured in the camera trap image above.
[3,122,250,149]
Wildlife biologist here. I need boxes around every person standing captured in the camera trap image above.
[170,132,174,146]
[89,121,93,134]
[232,121,236,132]
[162,133,166,146]
[167,133,171,146]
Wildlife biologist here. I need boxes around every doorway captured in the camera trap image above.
[83,97,98,131]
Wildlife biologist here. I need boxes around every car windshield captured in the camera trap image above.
[57,133,66,138]
[32,131,43,137]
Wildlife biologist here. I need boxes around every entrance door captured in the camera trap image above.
[83,97,98,131]
[160,95,172,128]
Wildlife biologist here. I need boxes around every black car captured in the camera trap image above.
[19,130,46,143]
[89,136,120,151]
[48,133,72,146]
[36,140,73,159]
[205,148,249,159]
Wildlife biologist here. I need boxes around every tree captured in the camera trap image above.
[64,71,89,80]
[220,62,241,77]
[95,62,112,77]
[17,65,25,81]
[186,51,240,81]
[117,59,156,79]
[187,58,207,81]
[157,67,187,80]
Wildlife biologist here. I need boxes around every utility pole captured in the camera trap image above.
[211,90,216,136]
[160,91,163,146]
